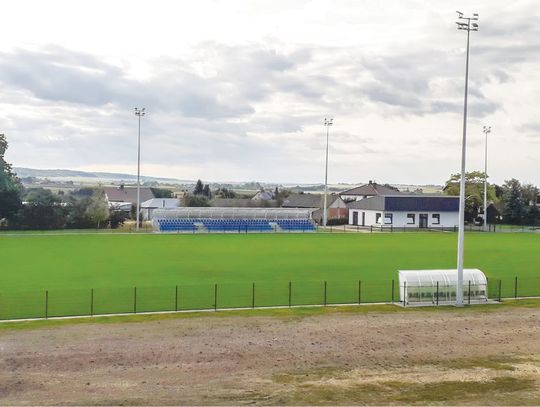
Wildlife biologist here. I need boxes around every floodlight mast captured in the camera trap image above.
[134,107,146,232]
[456,11,478,306]
[323,118,333,227]
[483,126,491,232]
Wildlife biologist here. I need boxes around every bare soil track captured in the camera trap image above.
[1,305,540,405]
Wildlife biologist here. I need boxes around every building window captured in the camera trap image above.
[384,213,393,224]
[375,213,382,224]
[407,214,415,224]
[432,214,440,224]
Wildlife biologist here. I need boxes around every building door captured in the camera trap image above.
[352,211,358,225]
[419,213,428,228]
[362,212,366,226]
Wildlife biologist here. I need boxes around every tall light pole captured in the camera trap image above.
[456,11,478,306]
[483,125,491,232]
[134,107,146,232]
[323,118,333,227]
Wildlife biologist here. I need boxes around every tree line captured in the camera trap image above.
[444,171,539,225]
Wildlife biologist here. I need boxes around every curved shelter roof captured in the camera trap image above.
[398,269,487,287]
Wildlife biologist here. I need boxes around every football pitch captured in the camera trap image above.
[0,232,539,319]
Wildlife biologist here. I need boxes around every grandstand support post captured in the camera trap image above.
[252,283,255,308]
[175,285,178,312]
[288,281,292,308]
[436,282,439,306]
[214,284,218,311]
[391,279,395,304]
[498,279,502,302]
[134,287,137,314]
[45,290,48,319]
[468,280,471,305]
[90,288,94,316]
[403,281,407,306]
[358,280,361,304]
[514,277,518,299]
[324,281,327,306]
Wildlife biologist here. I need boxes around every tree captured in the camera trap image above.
[0,134,23,223]
[444,171,497,222]
[85,188,110,228]
[215,187,236,199]
[203,184,211,198]
[183,194,210,207]
[151,187,173,198]
[501,179,526,225]
[14,188,65,230]
[193,180,204,195]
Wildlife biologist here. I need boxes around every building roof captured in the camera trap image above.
[348,195,459,212]
[104,186,155,204]
[340,182,400,197]
[141,198,181,209]
[252,190,274,201]
[282,193,340,209]
[210,198,279,208]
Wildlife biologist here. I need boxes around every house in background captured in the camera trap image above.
[340,181,400,202]
[252,190,274,201]
[141,198,181,220]
[282,193,348,224]
[348,195,459,228]
[104,185,155,212]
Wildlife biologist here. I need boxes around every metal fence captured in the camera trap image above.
[1,276,538,321]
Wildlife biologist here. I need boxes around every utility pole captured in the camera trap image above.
[323,118,333,227]
[134,107,146,232]
[456,11,478,306]
[483,125,491,232]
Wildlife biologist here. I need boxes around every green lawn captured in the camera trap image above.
[0,232,538,319]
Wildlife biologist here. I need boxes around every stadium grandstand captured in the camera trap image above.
[152,207,316,233]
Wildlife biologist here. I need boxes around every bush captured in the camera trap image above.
[326,218,349,226]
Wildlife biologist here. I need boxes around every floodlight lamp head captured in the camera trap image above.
[456,10,463,17]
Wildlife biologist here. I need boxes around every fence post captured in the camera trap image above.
[252,282,255,308]
[391,279,394,304]
[498,280,502,302]
[514,277,518,299]
[324,281,327,306]
[45,290,49,319]
[370,225,373,233]
[90,288,94,316]
[288,281,292,307]
[214,283,218,311]
[175,285,178,312]
[358,280,361,304]
[134,287,137,314]
[436,281,439,306]
[468,280,471,305]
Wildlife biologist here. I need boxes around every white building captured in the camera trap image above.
[141,198,181,220]
[348,195,459,228]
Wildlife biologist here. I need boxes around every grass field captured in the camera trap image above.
[0,232,539,319]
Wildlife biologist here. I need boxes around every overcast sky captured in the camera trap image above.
[0,0,539,185]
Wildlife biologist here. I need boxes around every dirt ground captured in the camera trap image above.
[1,305,539,405]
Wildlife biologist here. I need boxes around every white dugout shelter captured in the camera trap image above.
[398,269,488,305]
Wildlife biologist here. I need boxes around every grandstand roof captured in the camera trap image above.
[210,198,279,208]
[153,207,312,220]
